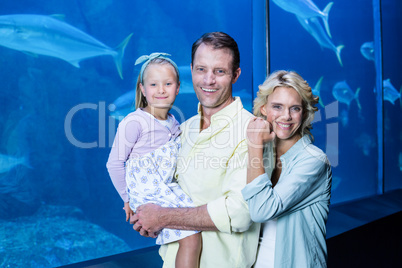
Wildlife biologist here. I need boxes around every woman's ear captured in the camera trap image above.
[260,105,267,116]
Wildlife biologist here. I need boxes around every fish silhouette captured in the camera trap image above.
[0,14,133,79]
[355,132,376,156]
[109,89,135,119]
[0,153,31,173]
[272,0,333,37]
[360,41,375,61]
[297,16,344,66]
[311,76,325,107]
[383,79,401,106]
[339,108,349,127]
[332,81,361,110]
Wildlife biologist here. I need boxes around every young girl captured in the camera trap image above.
[107,53,201,268]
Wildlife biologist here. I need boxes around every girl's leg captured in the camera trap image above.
[175,233,202,268]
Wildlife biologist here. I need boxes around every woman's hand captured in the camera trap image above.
[246,117,275,184]
[247,117,276,148]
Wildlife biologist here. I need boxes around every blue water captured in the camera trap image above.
[0,0,401,267]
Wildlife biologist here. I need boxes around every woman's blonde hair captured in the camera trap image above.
[134,58,180,109]
[253,70,319,139]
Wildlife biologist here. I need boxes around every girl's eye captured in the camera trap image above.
[272,105,281,110]
[166,82,172,86]
[150,83,156,86]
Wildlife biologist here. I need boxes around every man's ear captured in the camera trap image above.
[232,67,241,84]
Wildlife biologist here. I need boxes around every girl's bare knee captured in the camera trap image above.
[179,233,202,252]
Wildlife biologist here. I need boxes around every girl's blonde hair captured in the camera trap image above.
[134,58,180,109]
[253,70,319,139]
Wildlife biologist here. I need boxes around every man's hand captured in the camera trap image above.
[130,203,164,238]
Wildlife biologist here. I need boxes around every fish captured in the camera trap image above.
[355,132,376,157]
[0,14,133,79]
[0,154,31,173]
[311,76,325,107]
[297,16,344,66]
[111,90,135,110]
[272,0,333,37]
[339,108,349,127]
[332,81,361,110]
[360,41,375,61]
[109,90,135,119]
[383,79,401,105]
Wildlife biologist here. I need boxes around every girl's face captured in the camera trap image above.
[140,63,180,111]
[261,86,303,142]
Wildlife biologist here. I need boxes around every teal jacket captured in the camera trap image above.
[242,135,332,268]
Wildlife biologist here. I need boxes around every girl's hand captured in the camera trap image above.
[247,117,276,148]
[123,202,134,222]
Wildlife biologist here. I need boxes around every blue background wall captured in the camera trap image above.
[0,0,400,266]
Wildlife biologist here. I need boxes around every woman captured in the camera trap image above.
[242,70,332,268]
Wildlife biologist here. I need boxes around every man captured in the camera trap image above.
[131,32,260,268]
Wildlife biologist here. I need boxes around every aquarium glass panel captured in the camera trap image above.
[0,0,254,266]
[268,0,378,204]
[382,0,402,192]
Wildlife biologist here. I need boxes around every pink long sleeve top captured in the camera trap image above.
[106,108,181,202]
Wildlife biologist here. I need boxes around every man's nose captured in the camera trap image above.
[204,71,216,85]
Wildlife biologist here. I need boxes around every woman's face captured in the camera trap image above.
[261,86,303,141]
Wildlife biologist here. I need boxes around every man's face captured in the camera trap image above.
[191,43,240,114]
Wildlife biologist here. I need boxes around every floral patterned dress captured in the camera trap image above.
[125,135,199,245]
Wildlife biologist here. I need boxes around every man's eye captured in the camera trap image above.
[215,69,225,75]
